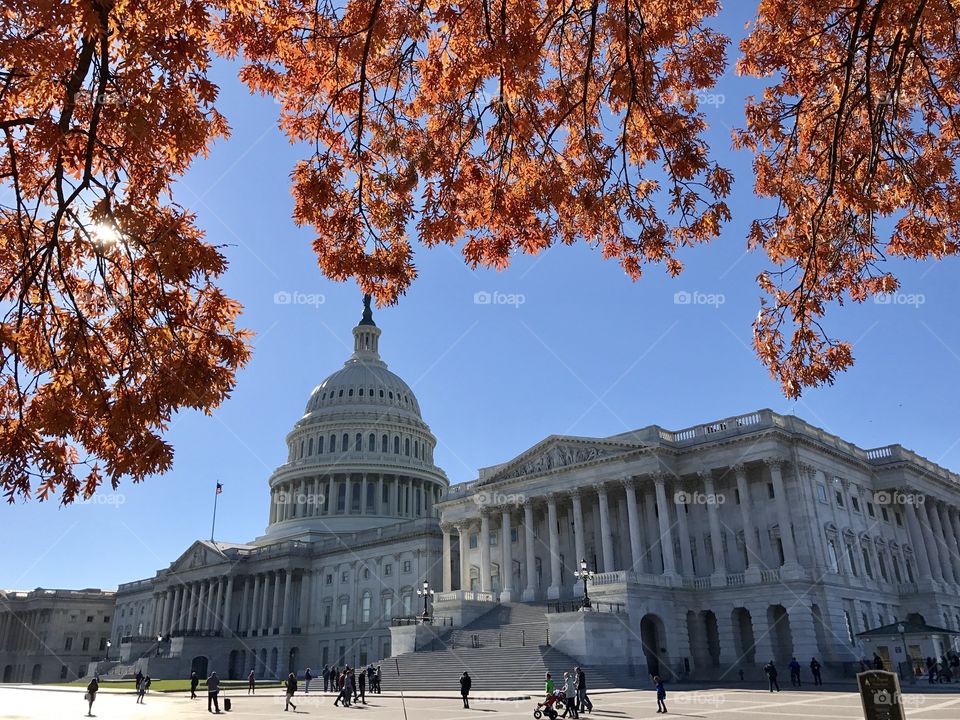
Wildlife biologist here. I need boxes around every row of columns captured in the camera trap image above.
[0,610,41,652]
[441,459,801,597]
[903,497,960,589]
[269,474,440,524]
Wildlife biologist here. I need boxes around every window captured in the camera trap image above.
[318,435,324,453]
[355,433,362,452]
[851,496,860,512]
[404,438,411,456]
[867,502,875,518]
[341,571,349,583]
[82,637,90,651]
[843,611,855,643]
[99,637,106,651]
[323,605,331,627]
[86,616,93,623]
[846,544,858,576]
[892,556,902,583]
[340,602,349,625]
[881,507,889,522]
[511,528,519,543]
[895,512,903,527]
[906,559,915,582]
[348,388,353,396]
[402,560,412,573]
[394,436,400,454]
[383,596,393,618]
[330,434,336,452]
[325,574,333,585]
[827,539,840,572]
[363,568,370,580]
[103,616,110,623]
[835,490,845,507]
[862,548,873,578]
[60,666,68,680]
[817,483,828,503]
[382,434,388,453]
[402,595,412,615]
[359,387,364,396]
[489,531,498,547]
[342,433,349,452]
[361,592,371,623]
[64,637,73,651]
[308,437,313,455]
[861,612,870,632]
[469,534,478,549]
[384,563,393,576]
[878,552,888,581]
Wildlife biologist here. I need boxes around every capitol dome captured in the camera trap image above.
[260,296,448,541]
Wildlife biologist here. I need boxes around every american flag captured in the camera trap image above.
[216,482,223,495]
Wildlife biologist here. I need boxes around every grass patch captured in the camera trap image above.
[56,679,284,692]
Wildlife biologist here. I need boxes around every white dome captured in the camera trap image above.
[303,359,422,421]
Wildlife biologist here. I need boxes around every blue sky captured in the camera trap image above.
[3,7,959,592]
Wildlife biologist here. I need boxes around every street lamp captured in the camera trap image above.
[105,640,112,662]
[574,559,596,609]
[156,634,163,656]
[416,579,435,622]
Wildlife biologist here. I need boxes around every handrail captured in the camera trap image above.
[546,600,623,614]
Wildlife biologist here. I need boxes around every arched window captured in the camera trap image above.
[359,388,364,396]
[404,438,411,456]
[355,433,362,452]
[329,434,336,453]
[393,436,400,454]
[342,433,349,451]
[348,388,354,397]
[368,433,376,452]
[379,389,384,398]
[317,436,324,454]
[381,434,388,453]
[308,437,313,455]
[382,595,393,619]
[414,440,419,459]
[299,440,304,459]
[402,594,412,615]
[361,592,371,623]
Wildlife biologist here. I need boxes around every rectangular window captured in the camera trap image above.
[82,637,90,651]
[835,490,845,507]
[402,560,411,573]
[103,616,110,623]
[469,533,478,549]
[511,528,519,543]
[867,502,875,518]
[64,637,73,651]
[99,637,107,651]
[384,563,392,576]
[86,616,93,623]
[827,539,840,572]
[489,532,498,547]
[895,512,903,527]
[851,496,860,512]
[844,610,855,643]
[341,571,349,583]
[383,597,392,618]
[817,483,828,502]
[323,605,331,627]
[325,574,333,585]
[881,507,889,522]
[340,602,348,625]
[60,666,68,680]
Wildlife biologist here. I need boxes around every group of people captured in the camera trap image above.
[762,657,824,691]
[922,653,959,683]
[133,670,153,703]
[329,663,381,706]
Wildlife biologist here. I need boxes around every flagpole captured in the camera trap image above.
[211,482,220,542]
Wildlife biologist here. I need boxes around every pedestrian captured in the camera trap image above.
[285,671,299,712]
[135,669,144,689]
[460,671,471,709]
[207,670,221,714]
[654,675,667,714]
[375,664,382,693]
[145,676,152,694]
[347,670,355,706]
[136,675,147,704]
[561,672,578,718]
[809,657,822,686]
[763,660,780,692]
[873,654,884,671]
[738,668,744,682]
[305,667,313,694]
[575,666,592,713]
[330,665,338,692]
[85,676,99,717]
[323,664,330,693]
[248,669,256,695]
[358,666,367,704]
[789,657,801,687]
[190,670,200,699]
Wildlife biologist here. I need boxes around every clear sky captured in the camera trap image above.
[3,7,959,592]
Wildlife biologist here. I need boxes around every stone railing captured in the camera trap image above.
[725,573,745,586]
[760,568,781,584]
[681,577,713,590]
[592,570,674,588]
[434,590,496,603]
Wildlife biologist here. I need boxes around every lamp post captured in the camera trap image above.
[105,640,112,662]
[573,559,596,609]
[416,579,435,622]
[156,634,163,657]
[897,622,907,680]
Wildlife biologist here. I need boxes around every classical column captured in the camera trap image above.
[642,488,660,573]
[212,579,224,632]
[734,465,761,577]
[749,605,775,663]
[391,477,399,516]
[377,475,384,514]
[523,500,538,601]
[250,575,261,633]
[653,474,678,576]
[904,496,937,583]
[927,501,957,586]
[479,511,492,593]
[299,570,311,631]
[673,485,694,577]
[360,475,369,515]
[500,507,514,601]
[296,478,307,518]
[702,472,727,580]
[547,494,562,599]
[458,523,471,591]
[595,483,615,572]
[950,507,960,582]
[441,524,453,592]
[172,585,184,633]
[326,476,335,515]
[344,476,353,515]
[766,459,800,569]
[259,574,271,631]
[623,479,643,574]
[282,570,294,632]
[163,588,175,635]
[222,576,234,634]
[271,572,283,631]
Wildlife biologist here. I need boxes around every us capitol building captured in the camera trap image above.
[4,299,960,684]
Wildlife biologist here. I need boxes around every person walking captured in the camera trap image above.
[135,669,144,690]
[304,667,313,694]
[561,672,578,718]
[207,671,221,713]
[375,664,382,693]
[575,667,592,713]
[789,657,801,687]
[248,669,256,694]
[460,671,472,709]
[85,676,99,717]
[358,666,367,704]
[323,664,331,693]
[654,676,667,714]
[190,670,200,699]
[136,675,147,704]
[764,660,781,692]
[809,658,822,686]
[285,672,299,712]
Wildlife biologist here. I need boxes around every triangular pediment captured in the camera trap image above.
[482,435,644,484]
[167,540,231,574]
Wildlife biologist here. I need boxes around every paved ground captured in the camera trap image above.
[2,685,960,719]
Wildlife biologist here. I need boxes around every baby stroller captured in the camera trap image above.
[534,690,566,719]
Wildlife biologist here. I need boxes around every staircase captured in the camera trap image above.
[383,602,625,691]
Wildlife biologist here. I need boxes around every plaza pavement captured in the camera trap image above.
[2,685,960,720]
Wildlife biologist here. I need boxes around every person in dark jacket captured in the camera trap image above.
[358,667,367,703]
[85,677,99,717]
[248,669,256,694]
[764,661,781,692]
[190,670,200,699]
[323,665,331,693]
[460,671,472,708]
[653,676,667,714]
[789,657,801,687]
[304,667,313,694]
[575,667,592,713]
[207,671,221,713]
[285,672,298,712]
[809,657,822,686]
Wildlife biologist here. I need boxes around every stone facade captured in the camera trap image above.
[434,411,960,680]
[0,588,115,683]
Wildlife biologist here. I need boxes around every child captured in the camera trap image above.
[654,675,667,714]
